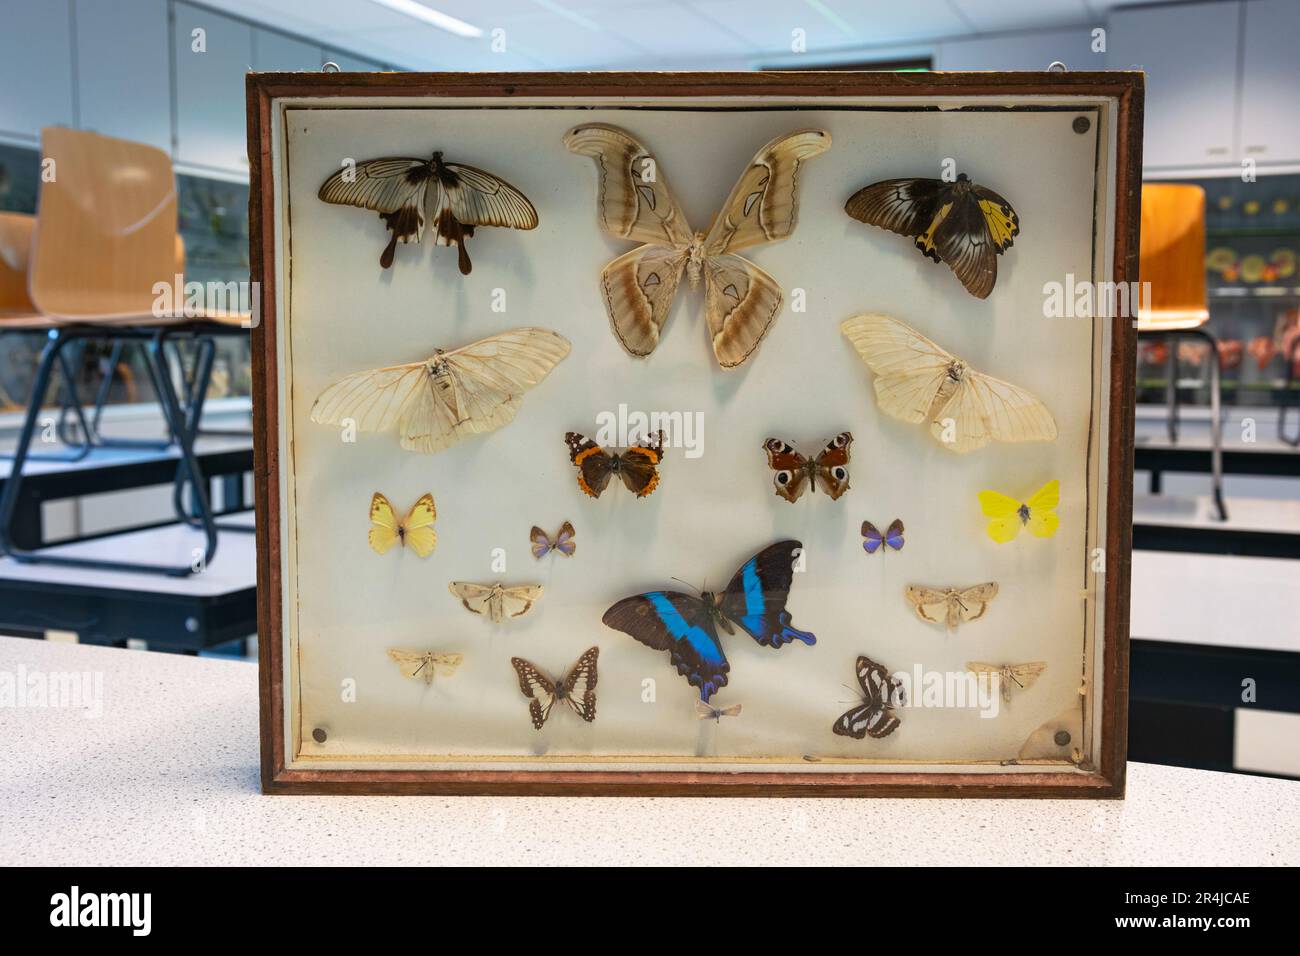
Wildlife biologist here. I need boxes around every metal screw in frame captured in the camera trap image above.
[312,728,328,743]
[1073,116,1091,134]
[1054,730,1072,747]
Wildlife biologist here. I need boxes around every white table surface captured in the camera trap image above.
[1,636,1297,867]
[1130,549,1300,653]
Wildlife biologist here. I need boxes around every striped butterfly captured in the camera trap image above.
[511,647,599,730]
[833,655,906,740]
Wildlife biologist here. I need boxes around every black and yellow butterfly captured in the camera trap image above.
[844,173,1019,299]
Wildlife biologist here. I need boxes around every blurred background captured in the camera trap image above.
[0,0,1297,779]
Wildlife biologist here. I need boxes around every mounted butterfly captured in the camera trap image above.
[844,172,1019,299]
[564,124,830,368]
[978,480,1060,543]
[602,540,815,702]
[833,655,906,740]
[762,433,851,503]
[530,521,576,559]
[841,313,1057,454]
[566,430,664,499]
[695,699,742,722]
[966,661,1047,703]
[310,328,569,454]
[861,519,904,555]
[387,649,463,686]
[368,492,437,557]
[905,582,998,629]
[318,151,538,274]
[448,581,544,624]
[511,647,599,729]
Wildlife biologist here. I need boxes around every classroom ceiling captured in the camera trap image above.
[214,0,1197,71]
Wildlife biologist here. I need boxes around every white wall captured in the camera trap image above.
[1,0,1295,180]
[0,0,390,178]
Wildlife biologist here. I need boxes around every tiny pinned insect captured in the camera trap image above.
[695,699,742,722]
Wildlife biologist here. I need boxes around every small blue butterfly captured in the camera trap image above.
[862,519,904,554]
[530,521,576,559]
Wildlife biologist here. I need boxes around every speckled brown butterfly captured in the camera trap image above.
[762,433,852,503]
[833,654,906,740]
[844,173,1019,299]
[565,430,664,499]
[318,151,538,273]
[510,647,599,729]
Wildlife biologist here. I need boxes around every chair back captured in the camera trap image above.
[1138,183,1210,331]
[0,211,37,316]
[29,127,178,321]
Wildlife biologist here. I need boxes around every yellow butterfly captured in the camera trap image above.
[977,480,1059,543]
[369,492,437,557]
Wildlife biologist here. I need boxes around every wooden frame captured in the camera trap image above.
[249,71,1141,797]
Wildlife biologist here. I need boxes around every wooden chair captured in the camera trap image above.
[1138,183,1224,520]
[0,128,249,576]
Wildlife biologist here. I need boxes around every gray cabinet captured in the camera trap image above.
[172,2,253,175]
[75,0,171,154]
[1108,1,1241,170]
[936,27,1102,72]
[1238,0,1300,165]
[0,0,75,141]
